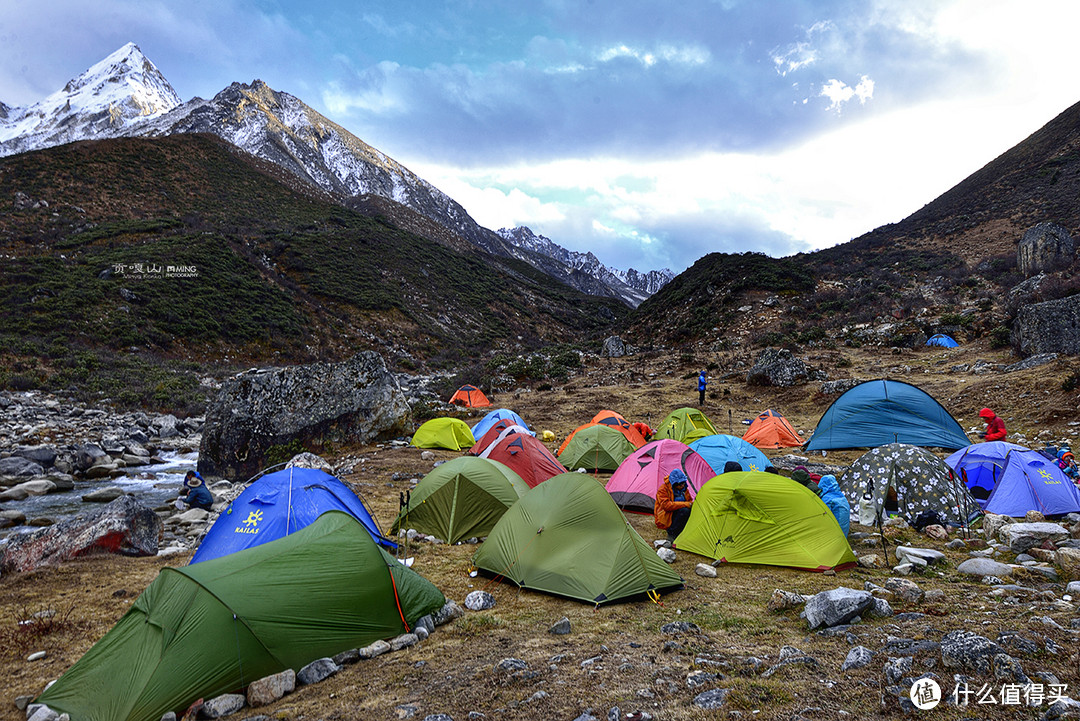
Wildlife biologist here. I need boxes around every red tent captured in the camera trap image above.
[468,419,529,456]
[480,434,565,488]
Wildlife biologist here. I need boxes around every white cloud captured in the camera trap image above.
[820,75,874,111]
[595,42,709,68]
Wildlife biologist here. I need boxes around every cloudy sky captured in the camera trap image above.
[3,1,1080,274]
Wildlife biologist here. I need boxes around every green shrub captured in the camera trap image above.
[989,326,1012,349]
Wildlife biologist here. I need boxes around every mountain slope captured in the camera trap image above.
[0,134,625,407]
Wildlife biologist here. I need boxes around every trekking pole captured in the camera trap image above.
[729,410,733,435]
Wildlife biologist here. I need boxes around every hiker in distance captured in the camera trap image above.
[977,407,1007,441]
[697,370,707,406]
[655,468,694,541]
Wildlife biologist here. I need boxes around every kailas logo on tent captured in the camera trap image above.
[237,509,262,535]
[1039,469,1061,484]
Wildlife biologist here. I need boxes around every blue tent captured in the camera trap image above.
[804,379,970,451]
[471,409,533,441]
[688,434,771,474]
[946,441,1030,504]
[190,467,393,563]
[984,450,1080,517]
[926,334,959,348]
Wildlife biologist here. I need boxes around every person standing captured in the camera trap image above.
[977,408,1007,441]
[697,370,707,406]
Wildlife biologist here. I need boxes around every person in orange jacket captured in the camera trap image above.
[978,408,1007,441]
[632,421,655,442]
[655,468,693,541]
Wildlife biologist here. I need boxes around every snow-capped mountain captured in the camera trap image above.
[498,226,673,301]
[0,44,669,306]
[0,43,180,155]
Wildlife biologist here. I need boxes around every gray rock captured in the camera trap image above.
[867,597,894,619]
[433,600,464,625]
[414,614,435,635]
[992,652,1029,684]
[694,562,717,577]
[1017,221,1075,277]
[332,648,360,665]
[692,688,730,709]
[26,706,58,721]
[421,715,454,721]
[600,336,627,358]
[246,669,295,707]
[884,577,924,603]
[941,630,1004,675]
[12,445,58,468]
[803,587,873,629]
[359,639,391,659]
[957,557,1012,577]
[999,522,1069,553]
[81,487,125,503]
[841,646,875,672]
[201,693,246,718]
[895,546,945,565]
[883,656,912,685]
[661,621,700,635]
[687,670,718,688]
[495,658,527,672]
[390,633,419,651]
[1014,293,1080,357]
[1004,354,1060,373]
[656,547,676,563]
[767,588,806,611]
[0,456,45,477]
[464,590,495,611]
[198,352,410,479]
[296,657,339,685]
[746,348,810,387]
[549,617,571,635]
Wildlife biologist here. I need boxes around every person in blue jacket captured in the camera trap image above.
[697,370,707,406]
[816,474,850,536]
[179,470,214,511]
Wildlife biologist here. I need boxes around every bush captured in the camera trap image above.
[989,326,1012,349]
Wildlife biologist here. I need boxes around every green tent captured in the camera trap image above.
[472,472,683,605]
[674,471,857,572]
[413,417,475,450]
[654,407,717,444]
[391,456,530,544]
[557,424,639,471]
[36,512,446,721]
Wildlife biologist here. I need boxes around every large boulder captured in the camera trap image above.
[746,348,810,387]
[0,456,45,478]
[0,495,163,573]
[1017,222,1075,277]
[600,335,627,358]
[199,352,410,480]
[1012,294,1080,357]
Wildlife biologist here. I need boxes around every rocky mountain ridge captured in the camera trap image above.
[0,44,662,307]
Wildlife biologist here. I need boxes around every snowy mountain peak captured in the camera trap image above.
[0,42,180,153]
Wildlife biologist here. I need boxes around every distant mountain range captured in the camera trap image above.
[0,43,669,307]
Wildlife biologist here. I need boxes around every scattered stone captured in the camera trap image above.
[803,587,873,629]
[692,688,730,709]
[656,547,676,563]
[433,600,464,625]
[767,589,806,611]
[246,669,295,707]
[841,646,874,672]
[957,557,1012,578]
[464,591,496,611]
[80,487,125,503]
[895,546,945,565]
[26,650,46,661]
[296,657,339,686]
[201,693,246,718]
[694,563,717,577]
[866,597,894,619]
[660,621,700,635]
[390,633,419,651]
[687,670,718,688]
[940,630,1004,675]
[495,658,527,673]
[359,640,391,659]
[884,577,924,604]
[999,522,1069,553]
[883,656,912,685]
[549,617,571,635]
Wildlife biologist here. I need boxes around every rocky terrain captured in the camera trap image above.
[3,341,1080,721]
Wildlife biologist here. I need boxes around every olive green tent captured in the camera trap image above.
[36,512,445,721]
[654,407,717,444]
[557,424,639,471]
[413,417,475,450]
[674,471,857,572]
[391,456,530,543]
[472,473,683,605]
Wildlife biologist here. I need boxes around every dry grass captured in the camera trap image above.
[2,342,1079,720]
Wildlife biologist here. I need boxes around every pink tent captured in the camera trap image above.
[605,439,717,513]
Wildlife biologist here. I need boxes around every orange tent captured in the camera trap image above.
[449,384,491,408]
[742,410,803,450]
[558,412,647,456]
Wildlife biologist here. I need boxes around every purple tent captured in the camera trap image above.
[984,450,1080,517]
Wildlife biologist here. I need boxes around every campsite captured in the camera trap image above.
[3,341,1080,721]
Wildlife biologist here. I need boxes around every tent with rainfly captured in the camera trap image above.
[480,432,566,488]
[653,407,717,444]
[470,409,532,442]
[413,417,475,451]
[742,409,803,450]
[390,456,530,543]
[190,466,394,564]
[558,424,640,471]
[468,420,531,456]
[472,472,684,605]
[558,412,647,456]
[605,439,716,513]
[839,443,979,526]
[804,379,970,451]
[35,512,445,721]
[983,450,1080,517]
[945,441,1030,503]
[449,384,491,408]
[688,434,771,473]
[673,471,857,572]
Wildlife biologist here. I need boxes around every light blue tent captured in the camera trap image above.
[471,409,533,441]
[190,467,393,563]
[688,434,771,473]
[984,450,1080,517]
[804,379,970,451]
[926,334,959,348]
[946,441,1030,504]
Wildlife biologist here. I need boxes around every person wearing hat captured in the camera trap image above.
[1058,450,1078,480]
[816,474,850,536]
[178,470,214,511]
[655,468,694,541]
[977,408,1007,441]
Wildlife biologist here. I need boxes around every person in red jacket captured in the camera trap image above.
[978,408,1007,441]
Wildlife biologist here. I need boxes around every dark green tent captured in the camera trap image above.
[390,456,529,543]
[557,424,639,471]
[472,473,683,605]
[36,512,445,721]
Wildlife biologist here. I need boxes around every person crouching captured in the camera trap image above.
[179,470,214,511]
[655,468,693,541]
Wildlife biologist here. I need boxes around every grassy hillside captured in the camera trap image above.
[0,135,625,411]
